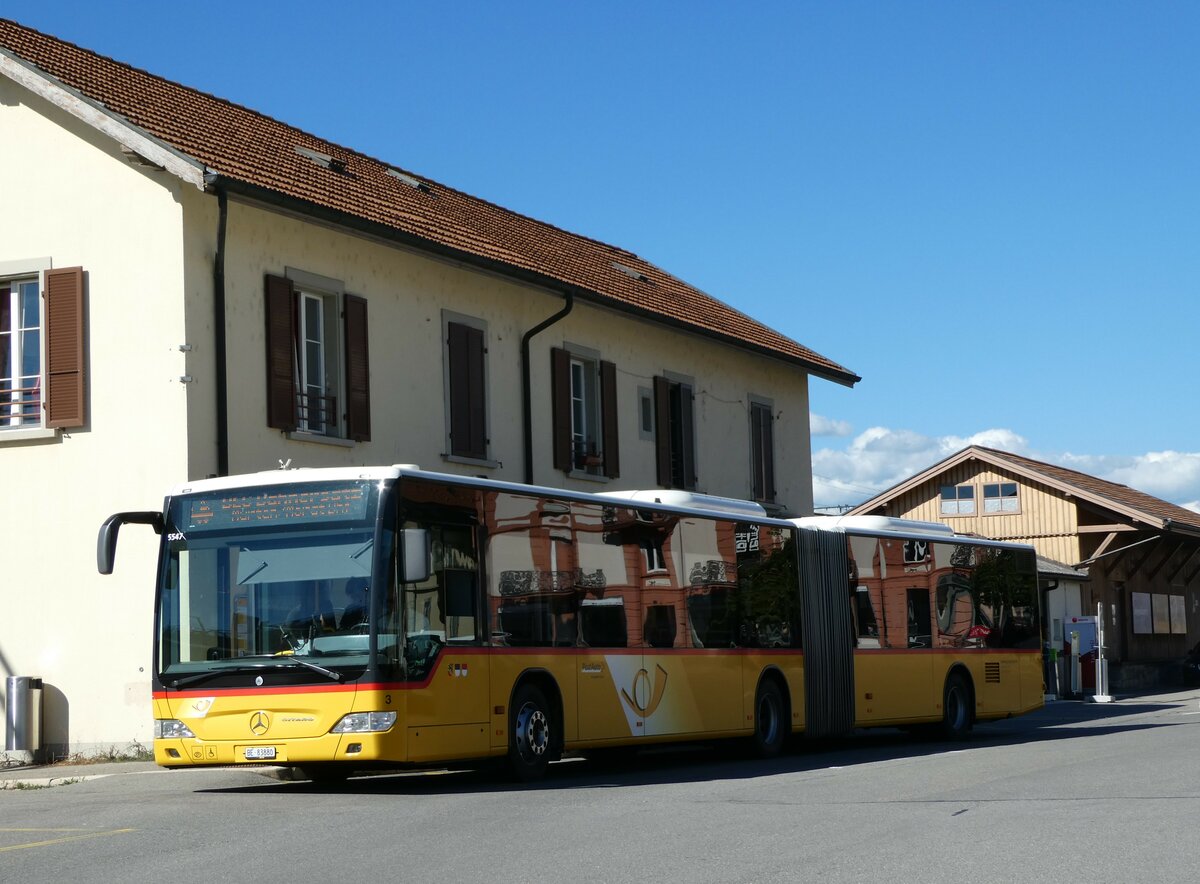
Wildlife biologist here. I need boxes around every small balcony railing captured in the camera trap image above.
[572,437,603,471]
[297,391,337,435]
[0,382,41,428]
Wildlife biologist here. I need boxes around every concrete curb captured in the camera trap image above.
[0,773,112,790]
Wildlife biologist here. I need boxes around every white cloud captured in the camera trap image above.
[1077,450,1200,503]
[809,413,853,437]
[811,427,1200,514]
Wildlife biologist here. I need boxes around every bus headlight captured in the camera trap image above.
[153,719,196,739]
[330,712,396,733]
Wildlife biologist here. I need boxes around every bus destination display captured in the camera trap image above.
[182,484,371,531]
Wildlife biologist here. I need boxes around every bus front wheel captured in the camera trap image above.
[941,672,973,740]
[509,683,553,782]
[297,764,351,786]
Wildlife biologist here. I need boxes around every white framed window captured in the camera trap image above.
[1,276,41,428]
[297,290,335,434]
[940,484,975,516]
[641,538,668,573]
[265,269,370,443]
[0,260,84,438]
[570,355,602,474]
[983,482,1019,514]
[551,344,619,479]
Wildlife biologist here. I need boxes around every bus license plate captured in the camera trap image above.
[244,746,276,760]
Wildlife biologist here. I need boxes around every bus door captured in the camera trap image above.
[577,597,645,741]
[574,501,650,743]
[401,520,490,762]
[853,587,936,725]
[644,517,742,739]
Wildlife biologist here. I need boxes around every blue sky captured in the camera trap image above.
[8,2,1199,510]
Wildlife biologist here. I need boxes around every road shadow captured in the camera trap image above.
[195,692,1199,798]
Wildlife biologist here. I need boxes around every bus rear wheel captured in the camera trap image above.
[751,679,787,758]
[941,672,973,740]
[509,684,553,782]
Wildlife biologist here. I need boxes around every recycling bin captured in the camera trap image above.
[5,675,43,754]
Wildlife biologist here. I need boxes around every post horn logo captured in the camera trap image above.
[249,711,270,736]
[621,665,668,718]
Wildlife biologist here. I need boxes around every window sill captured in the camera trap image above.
[442,453,500,470]
[286,430,356,448]
[567,469,610,484]
[0,426,58,444]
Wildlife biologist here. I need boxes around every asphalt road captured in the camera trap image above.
[3,690,1200,884]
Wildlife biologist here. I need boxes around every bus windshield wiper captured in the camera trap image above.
[164,657,342,689]
[165,664,270,689]
[275,656,343,682]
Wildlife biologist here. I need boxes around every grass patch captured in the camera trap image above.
[50,740,153,766]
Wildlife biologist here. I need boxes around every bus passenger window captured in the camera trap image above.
[580,599,627,647]
[907,588,932,648]
[855,586,880,648]
[498,601,554,647]
[643,604,677,648]
[402,521,480,677]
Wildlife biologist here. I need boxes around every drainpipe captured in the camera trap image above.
[211,177,230,476]
[521,291,573,484]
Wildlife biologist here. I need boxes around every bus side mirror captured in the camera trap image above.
[97,511,164,575]
[401,528,431,584]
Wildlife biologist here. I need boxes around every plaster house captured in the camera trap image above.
[850,446,1200,691]
[0,19,858,757]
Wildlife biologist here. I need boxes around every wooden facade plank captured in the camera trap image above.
[1144,540,1184,582]
[1167,546,1200,585]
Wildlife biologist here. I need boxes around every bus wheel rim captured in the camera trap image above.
[516,704,548,759]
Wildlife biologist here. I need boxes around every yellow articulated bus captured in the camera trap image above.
[98,466,1043,782]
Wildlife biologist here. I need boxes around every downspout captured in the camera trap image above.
[211,178,230,476]
[521,291,573,484]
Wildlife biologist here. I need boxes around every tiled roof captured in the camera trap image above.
[973,446,1200,533]
[1036,555,1088,580]
[0,18,858,385]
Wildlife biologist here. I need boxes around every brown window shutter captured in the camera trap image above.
[678,382,696,491]
[343,293,371,442]
[551,347,572,471]
[653,375,671,486]
[600,360,619,478]
[751,402,775,502]
[264,274,297,431]
[44,266,86,429]
[761,406,775,502]
[447,322,487,459]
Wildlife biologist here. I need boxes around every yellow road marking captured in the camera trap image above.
[0,828,136,852]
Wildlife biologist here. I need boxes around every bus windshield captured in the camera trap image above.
[156,479,394,686]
